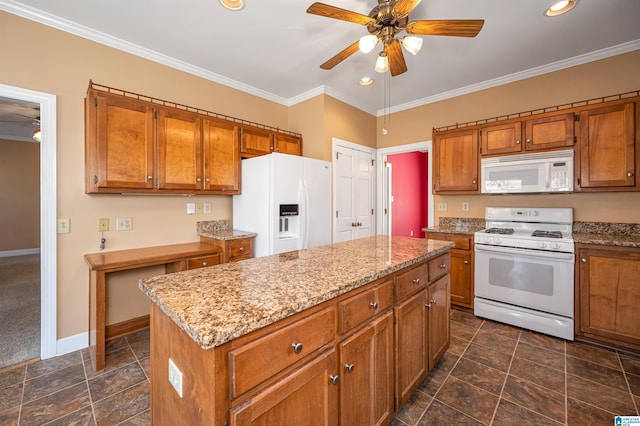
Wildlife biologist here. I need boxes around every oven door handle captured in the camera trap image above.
[475,244,575,261]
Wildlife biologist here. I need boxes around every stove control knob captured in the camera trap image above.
[495,238,501,244]
[552,243,561,249]
[538,242,547,248]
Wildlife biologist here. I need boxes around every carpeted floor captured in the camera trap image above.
[0,254,40,369]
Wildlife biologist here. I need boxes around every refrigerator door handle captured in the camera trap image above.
[301,179,309,249]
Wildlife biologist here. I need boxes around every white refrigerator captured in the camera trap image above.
[233,153,332,257]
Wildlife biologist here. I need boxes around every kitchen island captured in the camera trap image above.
[139,236,454,425]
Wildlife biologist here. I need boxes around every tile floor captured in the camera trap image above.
[1,310,639,425]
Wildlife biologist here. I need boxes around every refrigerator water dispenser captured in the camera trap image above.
[279,204,299,237]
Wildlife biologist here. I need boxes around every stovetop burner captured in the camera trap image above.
[484,227,515,235]
[532,230,563,239]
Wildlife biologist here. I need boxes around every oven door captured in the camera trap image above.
[474,244,574,317]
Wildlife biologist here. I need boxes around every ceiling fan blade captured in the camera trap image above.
[320,41,361,70]
[385,39,407,77]
[307,3,375,25]
[393,0,422,17]
[407,19,485,37]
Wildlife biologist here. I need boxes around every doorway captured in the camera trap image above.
[0,83,57,363]
[377,141,434,236]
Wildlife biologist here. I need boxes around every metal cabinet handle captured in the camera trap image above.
[516,140,520,144]
[202,262,207,266]
[412,278,420,284]
[147,176,153,180]
[472,179,477,184]
[196,178,202,182]
[292,342,303,354]
[431,299,437,305]
[239,247,245,252]
[628,172,634,177]
[370,301,379,309]
[463,260,469,264]
[581,258,587,263]
[329,375,340,385]
[205,178,211,182]
[527,138,532,143]
[425,303,432,309]
[440,263,447,269]
[345,364,354,373]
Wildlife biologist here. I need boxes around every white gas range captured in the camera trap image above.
[474,207,575,340]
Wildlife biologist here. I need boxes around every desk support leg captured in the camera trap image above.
[89,270,106,371]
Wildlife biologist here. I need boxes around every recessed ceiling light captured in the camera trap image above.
[544,0,578,17]
[359,77,374,86]
[220,0,244,11]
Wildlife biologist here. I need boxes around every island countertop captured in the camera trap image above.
[138,235,453,350]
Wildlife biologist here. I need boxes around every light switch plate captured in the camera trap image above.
[186,203,196,215]
[57,218,70,234]
[203,202,212,214]
[437,202,448,212]
[168,358,183,398]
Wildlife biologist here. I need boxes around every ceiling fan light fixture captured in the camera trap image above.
[33,127,41,142]
[401,36,423,55]
[359,35,379,53]
[544,0,577,17]
[219,0,244,11]
[374,52,389,73]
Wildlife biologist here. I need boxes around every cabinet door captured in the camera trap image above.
[579,247,640,347]
[92,92,155,190]
[203,118,240,192]
[274,133,302,156]
[339,312,393,426]
[230,348,338,426]
[240,127,273,157]
[449,250,473,308]
[577,102,636,190]
[157,109,202,190]
[524,112,574,151]
[480,121,522,155]
[395,289,428,406]
[428,275,451,369]
[433,129,479,193]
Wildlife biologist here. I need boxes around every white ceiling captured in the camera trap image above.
[1,0,640,128]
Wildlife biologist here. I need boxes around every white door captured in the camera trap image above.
[333,142,375,243]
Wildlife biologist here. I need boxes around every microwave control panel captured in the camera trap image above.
[549,161,570,189]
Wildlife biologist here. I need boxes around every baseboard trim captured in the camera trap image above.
[57,332,88,356]
[0,248,41,257]
[106,315,150,340]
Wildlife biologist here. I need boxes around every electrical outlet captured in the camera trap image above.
[462,202,470,212]
[186,203,196,215]
[203,202,212,214]
[98,218,109,231]
[168,358,183,398]
[437,202,448,212]
[117,217,132,231]
[57,218,70,234]
[195,203,203,214]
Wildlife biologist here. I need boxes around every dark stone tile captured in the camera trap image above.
[567,374,636,415]
[567,397,616,425]
[463,343,513,372]
[566,355,628,392]
[621,355,640,376]
[26,351,83,379]
[124,328,150,346]
[0,382,22,412]
[93,380,150,426]
[138,357,151,382]
[480,320,522,340]
[20,382,91,426]
[519,329,565,354]
[394,389,432,425]
[509,356,565,394]
[472,329,518,355]
[23,364,86,403]
[493,399,563,425]
[450,357,506,395]
[118,409,151,426]
[85,346,137,380]
[502,376,565,423]
[105,337,128,354]
[88,362,147,403]
[434,376,499,424]
[450,310,484,329]
[130,340,150,361]
[431,352,459,377]
[389,418,409,426]
[45,405,95,426]
[417,399,483,425]
[447,336,470,356]
[514,341,564,371]
[0,365,25,389]
[0,405,19,426]
[417,371,445,397]
[566,341,621,370]
[451,321,479,341]
[627,372,640,396]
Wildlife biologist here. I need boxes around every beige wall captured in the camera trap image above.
[0,138,40,251]
[377,50,640,223]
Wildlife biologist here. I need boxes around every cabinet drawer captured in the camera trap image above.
[229,306,335,399]
[187,254,220,270]
[429,253,450,281]
[339,279,393,334]
[228,238,253,261]
[396,263,429,301]
[427,233,471,250]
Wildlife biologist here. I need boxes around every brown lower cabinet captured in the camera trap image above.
[149,252,451,425]
[425,232,473,309]
[577,244,640,351]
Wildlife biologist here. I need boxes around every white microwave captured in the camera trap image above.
[481,149,573,194]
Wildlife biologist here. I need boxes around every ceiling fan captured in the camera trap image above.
[306,0,484,76]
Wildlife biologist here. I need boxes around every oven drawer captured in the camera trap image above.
[428,253,450,281]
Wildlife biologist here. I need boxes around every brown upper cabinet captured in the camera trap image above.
[240,126,302,158]
[433,128,479,194]
[274,132,303,156]
[480,121,522,155]
[575,101,638,191]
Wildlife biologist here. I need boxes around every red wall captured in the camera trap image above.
[387,152,429,238]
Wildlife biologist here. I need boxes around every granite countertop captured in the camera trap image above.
[138,236,453,350]
[423,217,485,236]
[573,221,640,248]
[198,229,257,241]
